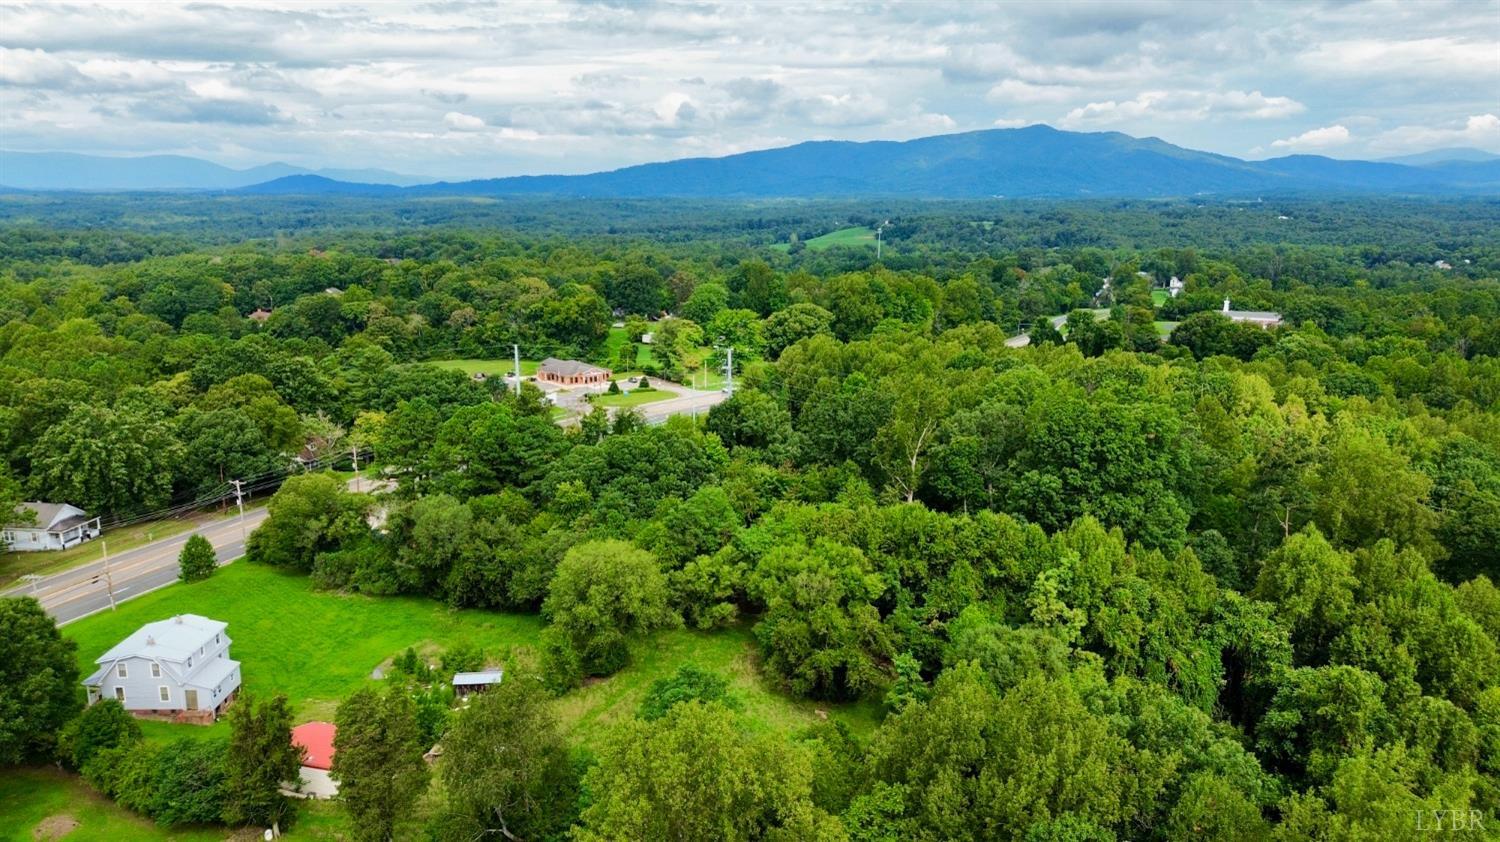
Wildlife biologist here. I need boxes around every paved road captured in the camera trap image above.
[638,388,728,424]
[552,376,729,427]
[5,508,269,625]
[6,476,390,625]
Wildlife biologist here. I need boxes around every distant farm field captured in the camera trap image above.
[427,357,539,377]
[773,225,877,252]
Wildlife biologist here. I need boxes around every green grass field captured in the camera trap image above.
[0,766,348,842]
[1151,289,1170,307]
[59,561,876,740]
[9,560,881,837]
[427,357,539,377]
[772,226,877,252]
[589,386,678,408]
[63,562,544,726]
[603,326,655,370]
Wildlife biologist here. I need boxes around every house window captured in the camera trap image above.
[114,687,125,702]
[151,663,161,678]
[117,663,127,678]
[158,686,170,702]
[186,657,193,668]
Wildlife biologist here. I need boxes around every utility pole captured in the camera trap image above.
[722,346,734,396]
[512,344,522,396]
[350,446,361,493]
[230,479,247,542]
[102,539,116,611]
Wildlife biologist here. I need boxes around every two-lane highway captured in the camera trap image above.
[5,507,270,625]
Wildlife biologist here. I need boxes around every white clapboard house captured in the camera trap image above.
[83,614,242,722]
[3,502,100,552]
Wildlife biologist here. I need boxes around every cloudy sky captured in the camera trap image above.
[1,0,1497,179]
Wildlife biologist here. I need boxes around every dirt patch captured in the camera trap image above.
[33,814,79,840]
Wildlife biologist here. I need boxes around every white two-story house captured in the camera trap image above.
[82,614,242,722]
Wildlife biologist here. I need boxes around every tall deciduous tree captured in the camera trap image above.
[574,701,839,842]
[541,540,679,689]
[29,404,183,516]
[0,597,80,764]
[439,674,577,840]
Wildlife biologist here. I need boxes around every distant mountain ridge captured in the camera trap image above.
[408,127,1500,198]
[0,150,430,190]
[6,127,1500,197]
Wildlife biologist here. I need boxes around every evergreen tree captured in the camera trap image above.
[332,687,429,841]
[223,693,301,830]
[178,534,217,583]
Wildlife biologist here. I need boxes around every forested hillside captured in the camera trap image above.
[2,199,1498,840]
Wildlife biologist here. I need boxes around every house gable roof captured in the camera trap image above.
[97,614,228,665]
[7,502,87,531]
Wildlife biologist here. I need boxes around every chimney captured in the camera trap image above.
[1222,298,1231,313]
[146,635,155,646]
[173,615,183,624]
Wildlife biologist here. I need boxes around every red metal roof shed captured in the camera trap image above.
[291,721,336,770]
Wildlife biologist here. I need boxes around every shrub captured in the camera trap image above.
[60,700,141,770]
[178,534,217,583]
[638,666,738,721]
[440,641,486,674]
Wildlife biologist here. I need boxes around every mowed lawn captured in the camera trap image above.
[589,386,678,408]
[63,562,545,726]
[13,560,883,839]
[0,766,347,842]
[773,226,877,252]
[602,326,655,371]
[427,357,539,377]
[61,561,881,743]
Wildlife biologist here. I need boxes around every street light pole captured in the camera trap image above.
[350,446,360,493]
[512,344,522,397]
[723,346,734,396]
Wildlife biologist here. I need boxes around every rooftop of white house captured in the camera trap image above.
[95,614,228,664]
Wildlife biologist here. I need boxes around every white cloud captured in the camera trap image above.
[986,79,1078,104]
[1300,38,1500,80]
[1270,124,1352,151]
[1061,89,1303,126]
[443,111,485,131]
[993,117,1028,129]
[1369,114,1500,154]
[0,1,1492,177]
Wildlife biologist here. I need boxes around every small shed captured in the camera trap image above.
[452,669,504,698]
[291,721,337,771]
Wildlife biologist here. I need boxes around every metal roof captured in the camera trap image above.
[185,656,239,690]
[97,614,229,664]
[452,670,504,685]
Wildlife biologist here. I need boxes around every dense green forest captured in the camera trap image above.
[2,197,1499,840]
